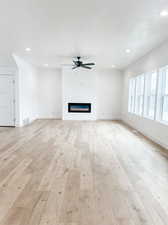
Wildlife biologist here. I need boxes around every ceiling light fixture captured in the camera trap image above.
[25,47,31,52]
[112,65,116,68]
[160,10,168,17]
[44,64,49,67]
[126,49,131,53]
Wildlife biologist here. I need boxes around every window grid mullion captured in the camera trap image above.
[154,69,159,121]
[128,65,168,124]
[142,74,145,116]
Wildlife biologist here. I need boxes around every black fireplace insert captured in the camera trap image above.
[68,103,91,113]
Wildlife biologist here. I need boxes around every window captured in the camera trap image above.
[144,71,157,119]
[134,75,144,115]
[157,66,168,123]
[128,78,136,113]
[128,66,168,126]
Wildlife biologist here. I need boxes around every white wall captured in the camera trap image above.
[0,55,123,125]
[37,68,62,119]
[62,68,97,120]
[122,40,168,149]
[13,55,38,126]
[97,69,122,120]
[62,68,122,120]
[0,54,18,68]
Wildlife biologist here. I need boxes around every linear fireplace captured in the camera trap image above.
[68,103,91,113]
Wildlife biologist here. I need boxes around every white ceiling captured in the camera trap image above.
[1,0,168,69]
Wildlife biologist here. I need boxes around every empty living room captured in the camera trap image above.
[1,0,168,224]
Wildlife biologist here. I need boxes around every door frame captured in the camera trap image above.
[0,67,18,127]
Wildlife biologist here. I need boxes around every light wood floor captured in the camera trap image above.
[0,120,168,225]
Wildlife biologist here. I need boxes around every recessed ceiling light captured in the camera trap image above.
[44,64,49,67]
[112,65,116,68]
[25,47,31,52]
[126,49,131,53]
[160,10,168,17]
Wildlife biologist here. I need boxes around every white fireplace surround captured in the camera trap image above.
[62,68,97,120]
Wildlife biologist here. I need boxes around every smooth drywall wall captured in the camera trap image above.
[97,69,123,120]
[0,53,18,68]
[122,40,168,149]
[62,68,122,120]
[37,68,62,119]
[13,55,38,126]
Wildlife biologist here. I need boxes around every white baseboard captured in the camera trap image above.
[38,117,62,120]
[122,119,168,150]
[16,117,37,127]
[97,118,121,121]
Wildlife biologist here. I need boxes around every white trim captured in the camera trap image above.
[0,67,19,127]
[122,119,168,150]
[0,75,15,126]
[154,69,159,120]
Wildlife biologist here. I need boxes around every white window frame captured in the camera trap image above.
[156,66,168,124]
[134,74,145,116]
[128,78,136,113]
[143,71,157,120]
[128,66,168,127]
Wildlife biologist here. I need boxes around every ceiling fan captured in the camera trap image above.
[72,56,95,70]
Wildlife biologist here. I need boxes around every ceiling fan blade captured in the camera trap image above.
[81,65,92,69]
[73,60,78,65]
[72,66,78,70]
[82,63,95,66]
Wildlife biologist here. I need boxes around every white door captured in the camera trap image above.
[0,76,15,126]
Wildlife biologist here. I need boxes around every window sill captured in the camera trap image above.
[128,112,168,127]
[143,115,154,121]
[156,119,168,127]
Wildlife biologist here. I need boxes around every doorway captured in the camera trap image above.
[0,75,15,126]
